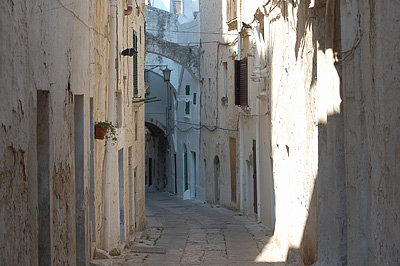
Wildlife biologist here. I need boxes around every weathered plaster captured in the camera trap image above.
[0,0,147,264]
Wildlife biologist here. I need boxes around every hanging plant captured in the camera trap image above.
[95,121,117,145]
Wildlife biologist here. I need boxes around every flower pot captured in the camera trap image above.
[95,124,109,140]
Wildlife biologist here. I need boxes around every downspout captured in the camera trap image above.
[216,43,219,126]
[104,0,117,251]
[256,88,261,222]
[124,0,133,15]
[238,23,244,212]
[254,24,261,222]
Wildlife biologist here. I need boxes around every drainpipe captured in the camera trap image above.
[216,43,219,126]
[256,88,261,222]
[124,0,133,15]
[238,31,244,212]
[104,0,117,251]
[254,25,262,222]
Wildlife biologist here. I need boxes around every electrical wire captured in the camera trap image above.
[146,28,238,36]
[46,0,108,39]
[339,13,362,62]
[169,123,238,133]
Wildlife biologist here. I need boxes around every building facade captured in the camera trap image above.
[0,0,146,264]
[199,0,400,265]
[144,0,201,199]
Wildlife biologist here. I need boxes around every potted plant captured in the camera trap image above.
[95,121,117,145]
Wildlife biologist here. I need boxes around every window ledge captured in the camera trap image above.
[256,91,267,101]
[227,17,238,31]
[132,97,145,106]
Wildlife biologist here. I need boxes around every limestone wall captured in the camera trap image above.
[340,1,400,265]
[0,0,147,263]
[198,0,240,209]
[198,0,399,264]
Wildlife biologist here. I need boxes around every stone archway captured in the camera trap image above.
[146,33,200,80]
[145,120,168,191]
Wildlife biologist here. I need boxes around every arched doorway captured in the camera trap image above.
[183,144,188,192]
[145,121,168,191]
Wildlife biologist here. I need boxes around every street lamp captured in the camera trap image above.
[163,67,171,82]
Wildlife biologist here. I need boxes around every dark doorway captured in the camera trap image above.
[229,138,237,203]
[174,153,177,194]
[74,95,85,265]
[148,158,153,187]
[145,122,168,191]
[184,148,188,191]
[214,156,220,205]
[89,98,95,245]
[37,90,50,266]
[118,149,125,244]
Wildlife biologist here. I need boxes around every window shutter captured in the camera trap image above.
[234,60,240,105]
[134,111,138,141]
[227,0,237,22]
[193,93,196,104]
[133,30,138,97]
[234,58,248,106]
[185,85,190,115]
[240,57,248,106]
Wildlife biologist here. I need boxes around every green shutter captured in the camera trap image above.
[185,85,190,115]
[134,111,138,140]
[133,30,138,97]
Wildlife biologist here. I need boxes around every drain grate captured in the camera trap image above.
[130,247,167,254]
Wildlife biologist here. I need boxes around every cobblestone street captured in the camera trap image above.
[96,191,275,265]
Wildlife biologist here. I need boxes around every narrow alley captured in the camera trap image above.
[2,0,400,265]
[95,191,274,266]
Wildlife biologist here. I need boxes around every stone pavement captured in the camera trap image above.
[95,191,278,266]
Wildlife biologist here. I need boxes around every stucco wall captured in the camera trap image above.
[340,1,400,265]
[198,0,241,210]
[0,0,147,263]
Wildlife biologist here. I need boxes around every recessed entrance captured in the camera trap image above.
[214,156,220,205]
[37,90,50,266]
[118,149,125,244]
[74,95,85,265]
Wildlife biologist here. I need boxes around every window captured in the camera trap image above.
[223,62,228,97]
[226,0,237,30]
[193,93,196,105]
[175,0,183,14]
[222,62,228,104]
[185,85,190,115]
[117,92,122,127]
[235,58,248,106]
[133,30,138,98]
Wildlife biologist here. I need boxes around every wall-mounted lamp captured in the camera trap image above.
[163,67,171,82]
[145,65,173,82]
[121,48,138,56]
